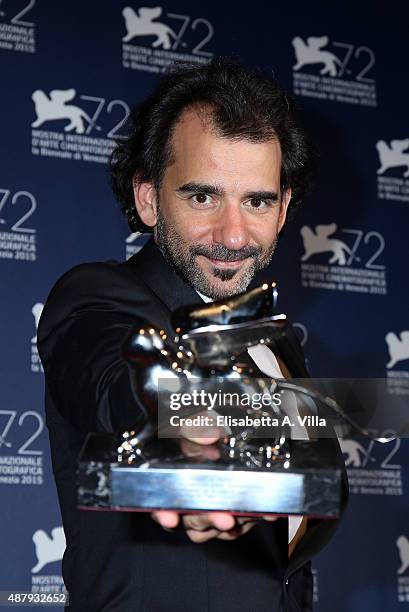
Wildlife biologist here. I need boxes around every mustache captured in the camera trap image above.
[190,244,262,262]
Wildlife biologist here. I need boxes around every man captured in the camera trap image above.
[38,57,348,611]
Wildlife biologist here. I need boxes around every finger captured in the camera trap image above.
[183,435,222,445]
[182,512,236,532]
[185,528,220,543]
[179,438,221,460]
[151,510,180,529]
[182,514,211,532]
[216,521,256,540]
[235,516,256,526]
[206,512,236,531]
[180,411,229,444]
[262,514,279,522]
[161,526,177,533]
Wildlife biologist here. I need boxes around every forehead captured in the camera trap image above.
[166,107,282,188]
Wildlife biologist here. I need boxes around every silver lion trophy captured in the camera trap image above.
[77,281,386,519]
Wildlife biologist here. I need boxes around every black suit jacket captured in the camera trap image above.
[37,237,348,612]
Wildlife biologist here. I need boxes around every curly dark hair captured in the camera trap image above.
[109,56,314,232]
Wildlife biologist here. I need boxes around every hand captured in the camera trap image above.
[152,509,260,542]
[151,432,277,542]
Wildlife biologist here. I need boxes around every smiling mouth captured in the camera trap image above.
[205,256,248,269]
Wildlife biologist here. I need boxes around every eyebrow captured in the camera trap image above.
[176,182,280,201]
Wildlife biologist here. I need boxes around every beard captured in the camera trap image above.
[155,206,278,300]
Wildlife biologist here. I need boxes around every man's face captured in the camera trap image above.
[135,107,291,299]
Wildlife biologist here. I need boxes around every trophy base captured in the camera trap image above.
[77,434,342,518]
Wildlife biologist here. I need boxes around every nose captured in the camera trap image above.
[212,202,250,251]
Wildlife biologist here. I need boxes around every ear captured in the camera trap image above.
[133,176,158,227]
[277,188,292,233]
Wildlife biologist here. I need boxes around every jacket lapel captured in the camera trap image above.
[124,236,203,312]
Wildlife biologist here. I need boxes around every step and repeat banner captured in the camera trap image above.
[0,1,408,610]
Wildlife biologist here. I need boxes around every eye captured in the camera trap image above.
[244,198,272,211]
[251,198,266,208]
[191,193,213,206]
